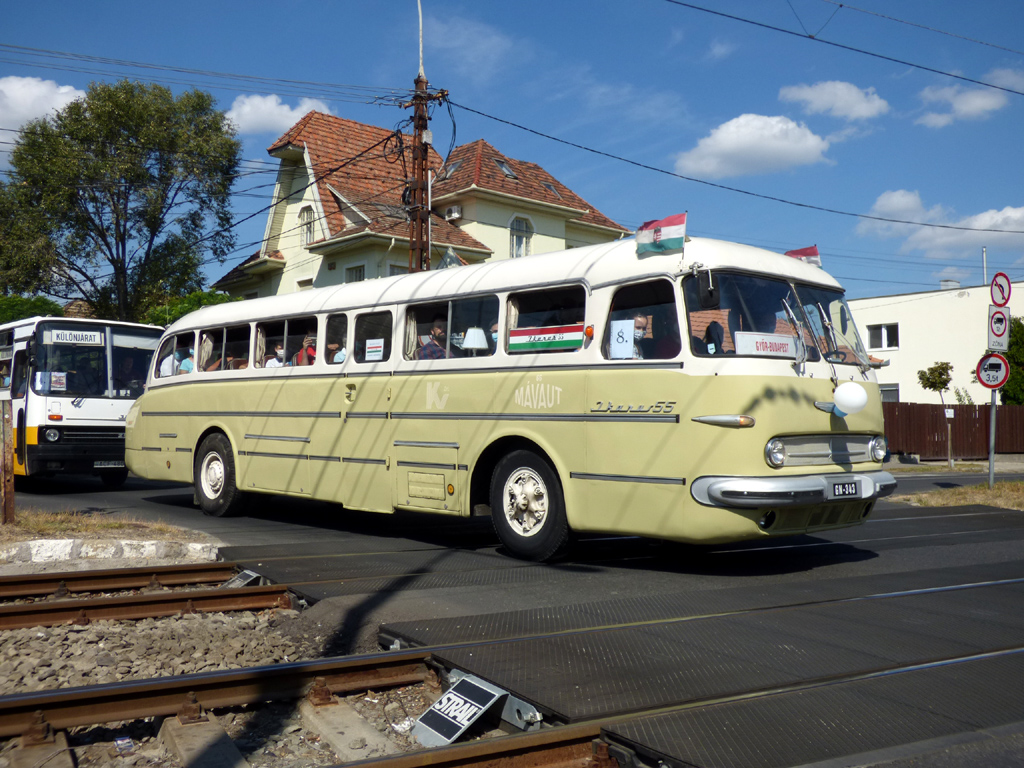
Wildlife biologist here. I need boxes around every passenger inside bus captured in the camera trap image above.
[1,364,9,388]
[415,316,450,359]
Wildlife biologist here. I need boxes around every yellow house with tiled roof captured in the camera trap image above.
[214,112,629,298]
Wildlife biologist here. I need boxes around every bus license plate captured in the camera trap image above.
[94,460,125,469]
[831,481,858,498]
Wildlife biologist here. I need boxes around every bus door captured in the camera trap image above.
[9,349,29,475]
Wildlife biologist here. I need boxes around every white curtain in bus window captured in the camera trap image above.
[355,312,392,363]
[507,286,585,354]
[256,321,285,368]
[197,330,222,372]
[604,280,680,360]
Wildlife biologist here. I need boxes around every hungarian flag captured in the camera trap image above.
[785,245,822,267]
[508,324,585,352]
[636,212,687,255]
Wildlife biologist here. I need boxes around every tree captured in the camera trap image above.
[0,295,64,325]
[143,290,241,328]
[0,183,58,296]
[1000,316,1024,405]
[5,80,240,322]
[917,361,953,405]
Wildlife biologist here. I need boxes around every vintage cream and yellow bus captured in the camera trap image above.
[1,316,163,486]
[126,236,895,560]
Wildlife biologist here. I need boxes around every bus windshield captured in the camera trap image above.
[791,284,869,367]
[32,324,159,398]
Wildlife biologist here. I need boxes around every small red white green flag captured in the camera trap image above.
[508,324,585,352]
[636,212,687,255]
[785,245,822,267]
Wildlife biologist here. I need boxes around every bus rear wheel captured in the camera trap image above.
[195,433,241,517]
[490,450,569,561]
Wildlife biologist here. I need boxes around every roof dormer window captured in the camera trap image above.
[542,182,561,199]
[494,159,518,179]
[438,159,462,180]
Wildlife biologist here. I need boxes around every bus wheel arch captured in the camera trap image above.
[482,440,570,562]
[193,429,242,517]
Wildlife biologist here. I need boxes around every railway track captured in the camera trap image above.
[0,562,295,629]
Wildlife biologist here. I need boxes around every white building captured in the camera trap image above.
[848,280,1021,404]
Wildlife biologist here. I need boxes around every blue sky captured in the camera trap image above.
[2,0,1023,299]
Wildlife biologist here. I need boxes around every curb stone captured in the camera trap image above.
[0,539,220,564]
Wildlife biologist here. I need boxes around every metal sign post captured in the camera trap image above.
[977,352,1009,490]
[1,401,13,525]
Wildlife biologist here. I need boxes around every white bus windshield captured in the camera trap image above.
[33,324,159,398]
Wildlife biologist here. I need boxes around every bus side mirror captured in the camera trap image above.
[27,339,37,367]
[697,271,719,309]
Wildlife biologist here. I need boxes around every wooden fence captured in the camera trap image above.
[882,401,1024,460]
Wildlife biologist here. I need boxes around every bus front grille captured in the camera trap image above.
[59,427,126,444]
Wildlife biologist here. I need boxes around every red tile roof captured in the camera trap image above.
[433,139,628,233]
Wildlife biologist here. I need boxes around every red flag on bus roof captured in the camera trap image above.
[785,245,821,267]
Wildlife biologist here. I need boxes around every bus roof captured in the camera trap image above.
[0,316,164,334]
[166,236,845,333]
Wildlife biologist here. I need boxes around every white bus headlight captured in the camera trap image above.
[765,438,786,468]
[870,436,887,462]
[44,428,60,443]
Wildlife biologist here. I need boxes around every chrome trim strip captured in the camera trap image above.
[345,412,389,420]
[457,464,469,471]
[175,447,192,453]
[342,457,387,465]
[397,460,456,470]
[309,455,341,463]
[570,471,685,485]
[394,440,459,449]
[691,415,755,428]
[158,433,177,439]
[387,412,679,423]
[244,434,311,443]
[238,450,307,460]
[140,446,161,452]
[143,410,341,419]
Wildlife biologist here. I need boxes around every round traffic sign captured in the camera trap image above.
[977,352,1010,389]
[991,308,1008,338]
[991,272,1011,307]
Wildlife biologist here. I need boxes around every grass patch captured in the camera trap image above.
[891,481,1024,511]
[0,509,209,545]
[887,462,987,474]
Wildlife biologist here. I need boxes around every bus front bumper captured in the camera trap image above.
[690,471,896,508]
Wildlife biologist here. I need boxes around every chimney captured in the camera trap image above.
[940,279,960,291]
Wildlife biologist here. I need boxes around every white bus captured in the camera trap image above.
[1,316,163,487]
[126,236,895,560]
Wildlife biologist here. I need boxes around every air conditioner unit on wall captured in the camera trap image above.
[444,205,462,222]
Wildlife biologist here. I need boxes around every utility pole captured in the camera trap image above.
[1,401,14,525]
[405,0,447,272]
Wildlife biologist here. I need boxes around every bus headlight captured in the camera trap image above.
[765,438,786,468]
[44,428,60,443]
[870,436,887,462]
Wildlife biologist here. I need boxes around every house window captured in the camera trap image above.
[510,217,533,259]
[541,182,561,199]
[389,264,408,276]
[494,159,518,179]
[879,384,899,403]
[346,265,365,283]
[867,323,899,350]
[299,206,314,246]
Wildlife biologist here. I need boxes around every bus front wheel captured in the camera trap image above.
[195,433,240,517]
[490,450,569,561]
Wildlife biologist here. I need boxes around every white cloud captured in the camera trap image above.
[226,95,333,135]
[915,82,1007,128]
[779,81,889,121]
[675,114,829,179]
[857,189,1024,259]
[988,68,1024,91]
[425,16,518,85]
[706,39,737,60]
[932,265,971,284]
[0,76,84,132]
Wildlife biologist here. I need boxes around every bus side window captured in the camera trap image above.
[451,295,499,357]
[603,280,680,360]
[223,325,251,370]
[256,321,285,368]
[198,329,225,372]
[325,315,348,365]
[405,301,449,360]
[156,334,194,378]
[354,311,392,364]
[10,351,27,398]
[287,316,318,366]
[507,285,586,354]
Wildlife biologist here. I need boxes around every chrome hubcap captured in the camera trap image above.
[502,467,547,537]
[201,452,225,499]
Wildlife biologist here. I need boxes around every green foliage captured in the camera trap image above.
[1000,317,1024,405]
[0,295,64,324]
[0,182,59,295]
[952,386,974,406]
[6,80,240,322]
[917,361,953,405]
[143,290,241,328]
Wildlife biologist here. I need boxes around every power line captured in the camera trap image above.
[660,0,1024,98]
[449,100,1024,235]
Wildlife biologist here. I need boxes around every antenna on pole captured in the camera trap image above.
[417,0,425,78]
